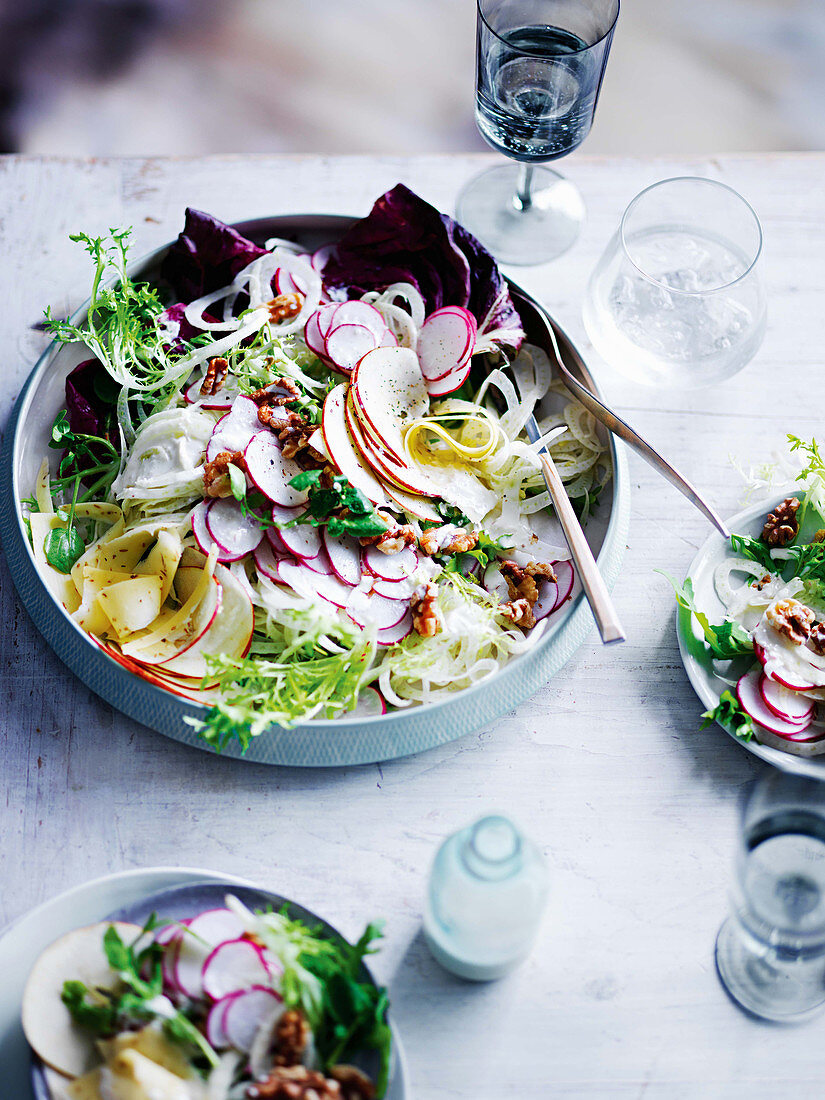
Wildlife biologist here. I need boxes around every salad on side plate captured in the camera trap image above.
[23,894,390,1100]
[673,435,825,758]
[24,184,610,750]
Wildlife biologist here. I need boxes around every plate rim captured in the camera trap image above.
[0,212,630,765]
[676,488,825,777]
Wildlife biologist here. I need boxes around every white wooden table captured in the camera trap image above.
[3,153,824,1097]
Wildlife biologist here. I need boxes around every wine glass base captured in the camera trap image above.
[456,163,585,265]
[715,918,825,1023]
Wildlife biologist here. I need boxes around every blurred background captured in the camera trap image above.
[1,0,823,156]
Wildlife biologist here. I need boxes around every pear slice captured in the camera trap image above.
[22,921,141,1078]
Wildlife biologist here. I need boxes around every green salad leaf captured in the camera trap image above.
[702,690,756,742]
[784,541,825,581]
[788,434,825,521]
[729,533,776,572]
[286,470,387,538]
[660,572,753,659]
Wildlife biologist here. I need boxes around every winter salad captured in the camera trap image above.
[24,184,610,749]
[673,436,825,759]
[23,894,390,1099]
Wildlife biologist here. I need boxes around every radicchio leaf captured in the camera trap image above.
[160,208,265,301]
[65,358,113,438]
[323,184,524,351]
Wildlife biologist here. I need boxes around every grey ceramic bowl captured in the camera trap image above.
[0,214,630,766]
[31,880,408,1099]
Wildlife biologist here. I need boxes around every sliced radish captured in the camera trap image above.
[345,687,387,717]
[174,934,211,1000]
[364,544,417,581]
[377,609,413,646]
[533,578,559,621]
[277,523,322,560]
[279,560,352,608]
[754,642,817,692]
[376,326,399,348]
[417,307,476,381]
[154,921,185,947]
[271,502,306,524]
[304,311,328,360]
[224,986,283,1053]
[254,540,288,584]
[328,300,387,342]
[206,396,261,461]
[424,359,472,398]
[322,529,361,586]
[369,575,416,600]
[206,991,242,1049]
[325,323,378,373]
[267,527,290,555]
[347,591,408,630]
[185,375,240,411]
[301,548,333,576]
[205,497,265,562]
[245,432,308,507]
[188,908,246,948]
[312,245,334,274]
[191,501,216,557]
[202,939,273,1002]
[317,301,343,337]
[551,560,574,611]
[736,670,814,738]
[759,674,815,724]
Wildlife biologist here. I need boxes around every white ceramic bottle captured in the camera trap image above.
[423,814,548,980]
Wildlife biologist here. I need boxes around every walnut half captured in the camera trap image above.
[766,598,815,645]
[411,582,441,636]
[762,497,800,547]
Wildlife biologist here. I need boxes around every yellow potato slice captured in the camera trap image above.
[66,1068,103,1099]
[22,921,141,1078]
[98,575,164,636]
[105,1050,200,1099]
[97,1026,191,1079]
[28,513,82,614]
[134,529,183,605]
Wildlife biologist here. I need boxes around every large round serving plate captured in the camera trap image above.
[0,214,630,766]
[677,493,825,778]
[29,877,407,1100]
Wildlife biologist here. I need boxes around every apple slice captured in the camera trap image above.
[344,392,443,498]
[351,346,429,460]
[321,384,390,507]
[159,562,254,677]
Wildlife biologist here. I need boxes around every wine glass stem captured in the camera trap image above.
[514,165,534,213]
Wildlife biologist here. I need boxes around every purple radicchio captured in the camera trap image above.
[160,208,265,302]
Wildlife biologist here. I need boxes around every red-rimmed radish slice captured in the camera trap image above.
[185,375,240,411]
[206,396,261,461]
[205,498,265,562]
[191,501,216,556]
[321,384,390,507]
[759,674,815,724]
[482,563,509,601]
[736,670,814,737]
[224,986,283,1053]
[376,325,399,348]
[254,540,289,584]
[533,579,560,621]
[347,592,408,630]
[325,323,377,373]
[364,544,417,580]
[417,306,477,381]
[754,642,816,692]
[188,908,246,947]
[277,523,322,560]
[377,609,413,646]
[174,935,210,1000]
[551,561,574,610]
[317,301,342,337]
[302,548,334,576]
[424,359,472,398]
[346,687,387,717]
[328,300,387,341]
[279,560,352,608]
[322,529,361,586]
[312,245,334,275]
[206,991,242,1049]
[369,575,416,600]
[154,921,186,947]
[201,939,273,1002]
[272,502,306,524]
[245,432,308,506]
[276,268,308,296]
[266,527,290,555]
[304,311,328,360]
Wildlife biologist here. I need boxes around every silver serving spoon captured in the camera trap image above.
[513,290,731,540]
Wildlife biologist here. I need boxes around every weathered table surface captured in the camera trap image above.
[3,153,824,1098]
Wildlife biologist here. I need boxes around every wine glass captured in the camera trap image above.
[583,177,767,387]
[457,0,619,265]
[716,772,825,1022]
